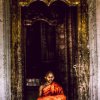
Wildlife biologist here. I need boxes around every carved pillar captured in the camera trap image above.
[11,0,23,99]
[73,0,89,100]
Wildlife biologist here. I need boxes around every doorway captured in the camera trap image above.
[21,1,78,100]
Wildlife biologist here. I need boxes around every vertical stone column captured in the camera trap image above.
[11,1,23,99]
[0,0,11,100]
[0,0,5,99]
[96,0,100,100]
[88,0,98,100]
[3,0,11,99]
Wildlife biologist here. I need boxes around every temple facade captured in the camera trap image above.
[0,0,100,100]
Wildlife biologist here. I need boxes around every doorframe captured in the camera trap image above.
[9,0,98,100]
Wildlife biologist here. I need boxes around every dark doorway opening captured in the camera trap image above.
[25,20,58,79]
[24,21,58,100]
[21,1,78,100]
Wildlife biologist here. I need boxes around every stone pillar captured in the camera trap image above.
[0,0,11,100]
[96,0,100,100]
[88,0,98,100]
[3,0,11,99]
[0,0,5,99]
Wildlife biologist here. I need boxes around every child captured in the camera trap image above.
[37,71,66,100]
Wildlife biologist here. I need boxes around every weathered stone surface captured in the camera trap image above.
[88,0,98,100]
[0,0,5,100]
[0,0,11,100]
[96,0,100,100]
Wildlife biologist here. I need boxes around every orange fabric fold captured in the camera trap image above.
[37,95,66,100]
[37,82,66,100]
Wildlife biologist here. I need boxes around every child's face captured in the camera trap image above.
[45,73,54,83]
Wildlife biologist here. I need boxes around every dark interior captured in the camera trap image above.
[21,1,78,100]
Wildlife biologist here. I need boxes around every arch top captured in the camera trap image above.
[19,0,80,7]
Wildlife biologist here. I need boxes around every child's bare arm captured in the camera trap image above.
[39,85,43,97]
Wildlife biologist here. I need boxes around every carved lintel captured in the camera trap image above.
[19,0,80,7]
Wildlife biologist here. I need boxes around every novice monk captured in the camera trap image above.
[37,71,66,100]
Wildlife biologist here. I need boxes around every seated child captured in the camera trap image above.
[37,71,66,100]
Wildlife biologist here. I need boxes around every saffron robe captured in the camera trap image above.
[37,82,66,100]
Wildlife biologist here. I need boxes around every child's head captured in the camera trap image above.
[44,71,55,83]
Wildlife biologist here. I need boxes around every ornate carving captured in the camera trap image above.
[11,1,23,99]
[73,0,90,100]
[19,0,80,7]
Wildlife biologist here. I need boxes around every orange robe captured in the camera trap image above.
[37,82,66,100]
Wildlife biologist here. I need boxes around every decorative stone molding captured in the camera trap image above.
[19,0,80,7]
